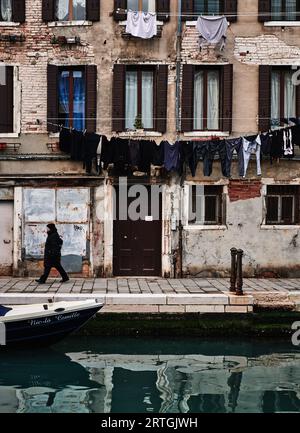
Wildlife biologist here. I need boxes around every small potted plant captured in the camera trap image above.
[134,114,144,133]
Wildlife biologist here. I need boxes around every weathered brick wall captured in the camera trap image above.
[228,180,262,202]
[0,1,95,134]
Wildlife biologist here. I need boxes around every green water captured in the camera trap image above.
[0,337,300,413]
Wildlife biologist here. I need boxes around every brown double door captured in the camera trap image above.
[113,185,162,277]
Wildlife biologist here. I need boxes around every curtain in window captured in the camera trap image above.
[59,71,70,127]
[73,71,85,130]
[142,71,153,129]
[286,0,297,20]
[194,70,204,130]
[271,0,281,20]
[0,0,12,21]
[56,0,69,20]
[271,71,280,126]
[125,71,138,130]
[207,70,219,130]
[284,70,296,119]
[194,0,220,15]
[73,0,86,20]
[128,0,139,11]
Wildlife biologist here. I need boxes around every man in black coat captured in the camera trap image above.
[36,224,69,284]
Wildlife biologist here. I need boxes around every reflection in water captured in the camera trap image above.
[0,338,300,413]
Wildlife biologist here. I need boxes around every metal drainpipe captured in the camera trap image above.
[176,0,183,279]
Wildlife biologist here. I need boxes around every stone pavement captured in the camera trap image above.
[0,278,299,313]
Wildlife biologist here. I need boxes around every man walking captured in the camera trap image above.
[36,223,69,284]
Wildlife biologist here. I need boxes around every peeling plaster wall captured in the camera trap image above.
[183,161,300,277]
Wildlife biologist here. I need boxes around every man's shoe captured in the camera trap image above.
[60,278,70,283]
[35,279,46,284]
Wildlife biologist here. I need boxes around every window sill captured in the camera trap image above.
[48,21,93,27]
[260,224,300,230]
[264,21,300,27]
[118,131,163,137]
[183,131,230,138]
[0,133,19,138]
[0,22,20,27]
[184,225,227,231]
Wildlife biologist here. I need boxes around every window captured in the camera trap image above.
[0,0,12,21]
[125,67,154,130]
[271,68,296,127]
[189,185,225,225]
[58,68,86,130]
[0,66,13,133]
[194,0,223,15]
[271,0,300,21]
[266,185,300,225]
[56,0,86,21]
[127,0,156,12]
[194,68,220,131]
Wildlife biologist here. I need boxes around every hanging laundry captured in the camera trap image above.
[269,129,284,161]
[83,132,101,174]
[70,129,84,161]
[151,141,164,166]
[225,137,244,178]
[283,128,294,158]
[59,128,71,153]
[180,141,195,177]
[126,11,157,39]
[139,140,155,174]
[193,140,227,177]
[163,141,181,172]
[128,139,141,167]
[111,137,131,175]
[196,16,228,50]
[242,135,261,177]
[101,136,114,170]
[291,124,300,147]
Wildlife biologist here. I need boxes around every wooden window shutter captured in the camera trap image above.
[156,0,170,22]
[181,65,194,132]
[86,0,100,21]
[267,196,279,223]
[47,64,58,133]
[295,188,300,224]
[221,64,233,133]
[12,0,26,23]
[156,65,168,133]
[258,0,271,22]
[224,0,237,23]
[181,0,194,21]
[113,0,127,21]
[259,65,271,132]
[112,64,126,132]
[85,65,97,133]
[42,0,55,22]
[0,66,13,133]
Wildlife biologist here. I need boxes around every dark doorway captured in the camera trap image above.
[113,184,162,276]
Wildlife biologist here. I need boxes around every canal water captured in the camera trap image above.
[0,337,300,413]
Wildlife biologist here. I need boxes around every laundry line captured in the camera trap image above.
[116,9,300,18]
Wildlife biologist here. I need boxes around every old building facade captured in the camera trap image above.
[0,0,299,278]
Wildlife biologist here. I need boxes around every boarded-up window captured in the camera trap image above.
[189,185,224,225]
[23,188,90,258]
[266,185,300,225]
[0,66,14,133]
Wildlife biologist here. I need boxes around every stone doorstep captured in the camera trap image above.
[185,305,225,313]
[225,306,249,313]
[229,295,254,306]
[101,305,159,313]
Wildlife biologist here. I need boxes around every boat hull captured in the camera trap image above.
[2,305,102,348]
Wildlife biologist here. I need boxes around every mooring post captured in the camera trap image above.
[230,248,238,292]
[236,249,244,296]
